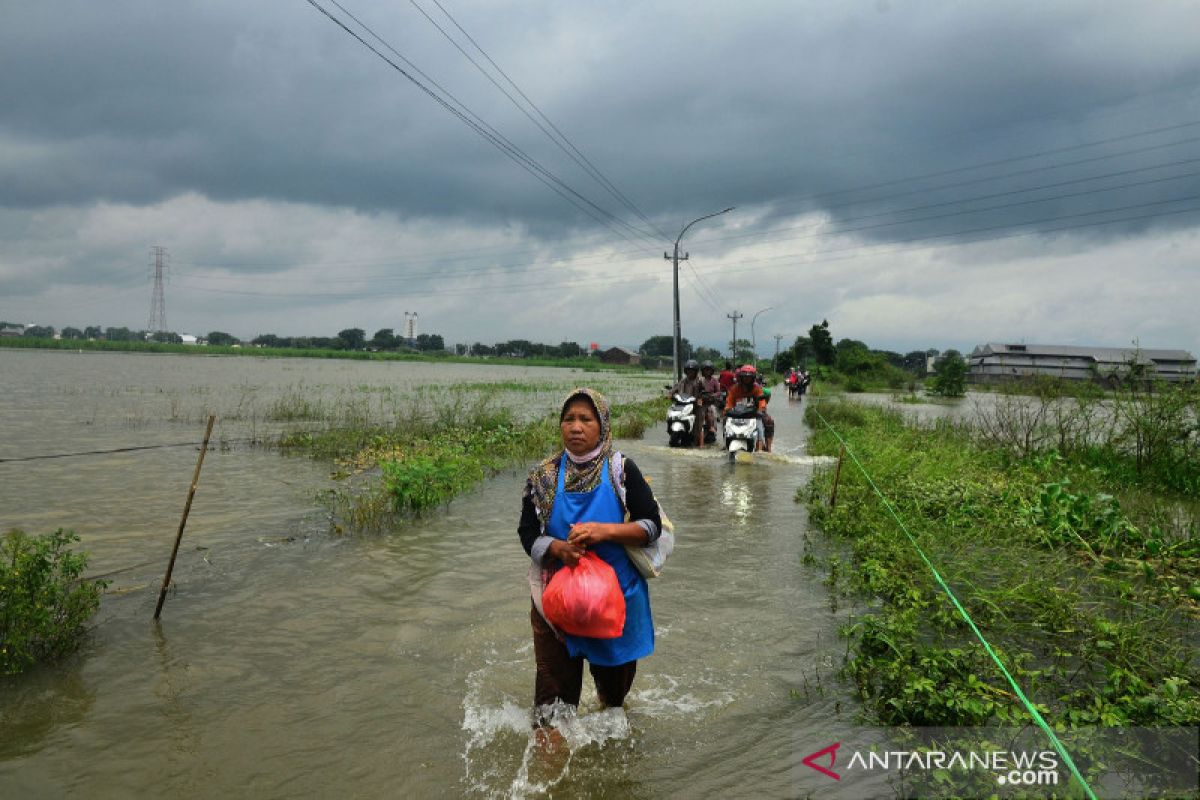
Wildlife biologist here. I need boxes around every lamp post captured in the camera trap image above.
[750,306,773,365]
[666,206,735,381]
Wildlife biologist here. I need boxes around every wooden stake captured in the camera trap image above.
[154,414,215,620]
[829,443,846,508]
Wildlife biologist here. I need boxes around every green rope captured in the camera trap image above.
[812,406,1097,800]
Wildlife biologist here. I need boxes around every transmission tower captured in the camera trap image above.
[148,246,168,332]
[403,311,419,346]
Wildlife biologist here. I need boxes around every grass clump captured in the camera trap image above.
[802,399,1198,730]
[1,529,107,676]
[280,395,668,528]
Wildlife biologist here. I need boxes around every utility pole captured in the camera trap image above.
[726,310,743,361]
[665,248,688,381]
[774,333,784,364]
[148,246,168,333]
[666,207,735,381]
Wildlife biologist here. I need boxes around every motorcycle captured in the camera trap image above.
[723,398,761,455]
[700,389,725,444]
[666,392,699,447]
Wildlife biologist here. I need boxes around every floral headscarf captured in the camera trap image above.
[525,387,614,523]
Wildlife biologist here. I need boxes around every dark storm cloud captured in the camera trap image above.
[5,0,1200,246]
[3,0,1200,355]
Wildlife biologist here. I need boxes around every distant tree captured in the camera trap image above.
[547,341,582,358]
[22,325,54,338]
[835,339,883,375]
[150,331,182,344]
[809,320,836,366]
[104,326,136,342]
[903,350,928,373]
[470,342,495,356]
[337,328,366,350]
[694,346,722,364]
[206,331,238,346]
[252,334,281,347]
[639,335,673,357]
[60,327,84,340]
[929,349,968,397]
[307,337,334,350]
[876,350,905,369]
[497,339,535,357]
[786,335,813,367]
[415,333,445,352]
[454,343,468,356]
[84,326,102,340]
[729,338,754,365]
[371,328,397,350]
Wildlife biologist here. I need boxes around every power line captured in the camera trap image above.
[419,0,669,241]
[765,119,1200,210]
[311,0,661,248]
[170,159,1200,294]
[168,131,1200,284]
[171,197,1200,301]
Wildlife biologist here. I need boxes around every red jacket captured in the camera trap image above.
[718,369,735,390]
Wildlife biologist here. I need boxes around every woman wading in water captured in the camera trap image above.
[518,388,662,724]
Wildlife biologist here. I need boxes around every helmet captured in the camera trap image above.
[736,364,757,376]
[762,387,772,400]
[684,359,699,371]
[700,360,714,370]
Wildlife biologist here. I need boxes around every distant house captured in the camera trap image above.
[0,325,23,338]
[969,343,1197,385]
[599,346,641,366]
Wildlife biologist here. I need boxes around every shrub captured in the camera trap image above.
[1,529,107,675]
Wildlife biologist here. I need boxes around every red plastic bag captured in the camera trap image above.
[542,552,626,638]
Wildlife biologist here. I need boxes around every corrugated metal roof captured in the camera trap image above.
[972,343,1195,363]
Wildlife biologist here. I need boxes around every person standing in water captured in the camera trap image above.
[518,388,662,724]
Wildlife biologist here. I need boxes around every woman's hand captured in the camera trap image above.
[548,539,585,567]
[567,522,609,548]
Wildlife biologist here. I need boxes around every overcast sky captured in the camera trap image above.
[2,0,1199,355]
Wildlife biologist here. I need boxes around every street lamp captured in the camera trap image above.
[750,307,773,364]
[666,206,735,381]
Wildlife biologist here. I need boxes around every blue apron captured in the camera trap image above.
[547,456,654,666]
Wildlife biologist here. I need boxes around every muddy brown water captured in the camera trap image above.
[1,350,853,798]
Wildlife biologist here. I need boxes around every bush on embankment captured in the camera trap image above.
[1,529,107,676]
[280,396,669,527]
[802,399,1199,728]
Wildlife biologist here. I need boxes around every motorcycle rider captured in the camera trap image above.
[671,359,706,447]
[724,364,768,449]
[760,387,776,452]
[717,360,736,392]
[698,360,722,443]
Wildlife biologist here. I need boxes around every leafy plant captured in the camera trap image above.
[1,529,107,676]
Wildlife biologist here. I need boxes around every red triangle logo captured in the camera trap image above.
[802,742,841,780]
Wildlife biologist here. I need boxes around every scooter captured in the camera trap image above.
[723,398,761,456]
[666,392,699,447]
[701,389,725,444]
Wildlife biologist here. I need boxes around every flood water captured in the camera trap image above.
[0,350,851,798]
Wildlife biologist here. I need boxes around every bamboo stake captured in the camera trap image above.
[154,414,215,620]
[829,443,846,509]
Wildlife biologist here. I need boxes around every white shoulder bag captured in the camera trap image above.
[625,503,675,579]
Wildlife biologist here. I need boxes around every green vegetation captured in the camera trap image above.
[928,348,968,397]
[771,320,931,393]
[279,395,669,529]
[0,336,656,372]
[1,529,107,676]
[802,399,1198,730]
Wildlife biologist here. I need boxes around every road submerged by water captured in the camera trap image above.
[0,350,853,798]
